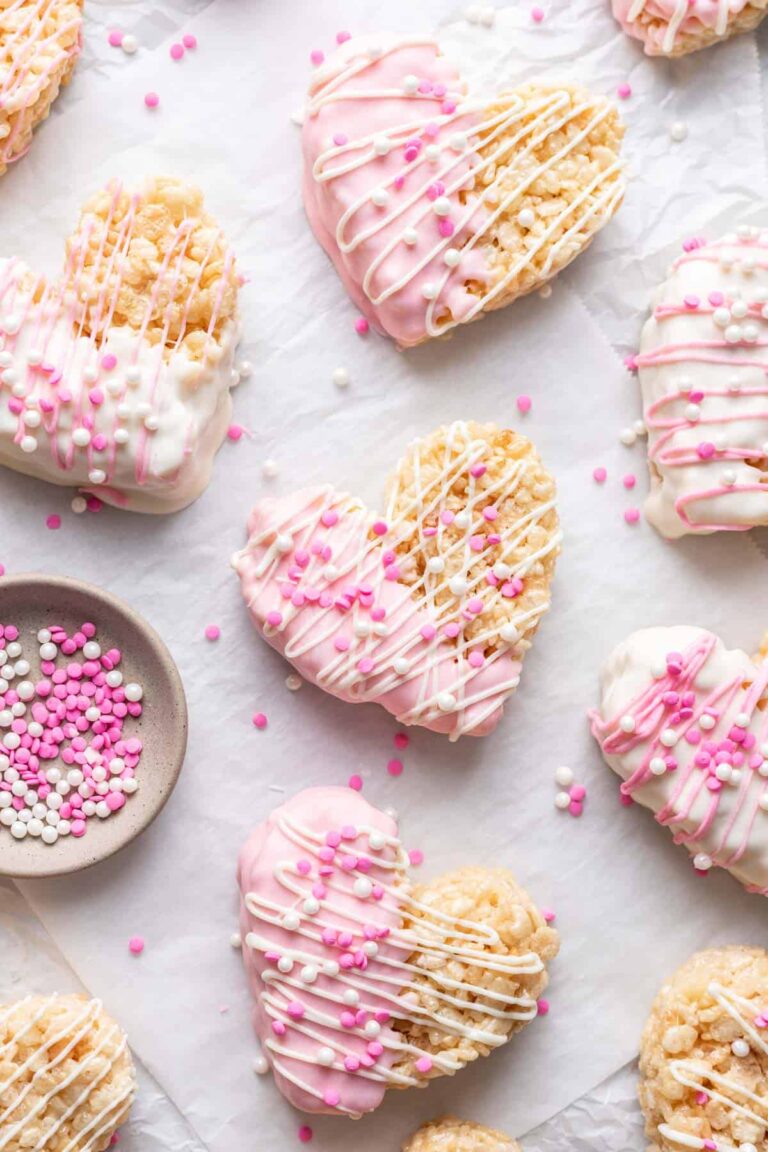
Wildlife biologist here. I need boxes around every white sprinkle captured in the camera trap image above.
[124,682,143,702]
[731,1039,750,1058]
[619,427,637,446]
[373,135,391,156]
[650,757,667,776]
[19,436,37,454]
[499,623,519,645]
[371,187,389,208]
[517,208,535,229]
[619,714,636,733]
[554,791,570,810]
[121,33,138,54]
[437,691,456,712]
[88,469,106,485]
[402,74,419,94]
[433,196,451,217]
[693,852,712,871]
[332,367,350,388]
[660,728,677,747]
[444,248,461,268]
[403,226,419,246]
[554,765,574,788]
[684,403,701,422]
[286,674,303,691]
[422,282,438,301]
[669,121,688,142]
[316,1047,335,1066]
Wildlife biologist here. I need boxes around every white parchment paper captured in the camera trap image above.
[1,1,767,1149]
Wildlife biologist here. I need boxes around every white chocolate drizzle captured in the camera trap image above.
[658,982,768,1152]
[0,995,132,1151]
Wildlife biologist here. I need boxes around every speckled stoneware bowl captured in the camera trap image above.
[0,573,188,879]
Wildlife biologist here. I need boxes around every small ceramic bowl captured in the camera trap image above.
[0,573,187,879]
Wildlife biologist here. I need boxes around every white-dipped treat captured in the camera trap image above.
[591,626,768,896]
[633,228,768,538]
[0,177,240,514]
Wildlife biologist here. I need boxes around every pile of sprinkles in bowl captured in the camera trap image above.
[0,622,144,845]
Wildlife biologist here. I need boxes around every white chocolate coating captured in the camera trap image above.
[591,626,768,896]
[635,228,768,538]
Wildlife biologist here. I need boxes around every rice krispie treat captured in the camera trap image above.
[404,1117,520,1152]
[0,177,241,513]
[302,36,625,347]
[630,227,768,538]
[612,0,767,56]
[0,1,83,176]
[233,421,561,739]
[590,625,768,896]
[0,993,136,1151]
[238,787,559,1117]
[639,947,768,1152]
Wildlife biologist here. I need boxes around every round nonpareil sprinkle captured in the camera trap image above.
[593,466,607,483]
[298,1127,313,1144]
[531,5,545,21]
[393,731,409,750]
[354,317,369,335]
[253,713,268,730]
[387,758,404,777]
[144,92,160,109]
[624,507,641,524]
[46,514,61,530]
[128,937,145,955]
[617,82,631,100]
[516,395,532,415]
[204,625,221,641]
[348,774,363,791]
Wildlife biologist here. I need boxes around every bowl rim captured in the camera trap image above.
[0,571,188,879]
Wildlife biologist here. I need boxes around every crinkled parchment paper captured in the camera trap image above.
[1,1,767,1149]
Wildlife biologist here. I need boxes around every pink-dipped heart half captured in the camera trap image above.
[233,421,561,739]
[237,787,559,1117]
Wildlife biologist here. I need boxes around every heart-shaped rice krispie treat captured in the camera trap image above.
[0,177,241,513]
[0,993,136,1151]
[0,1,83,176]
[301,35,625,347]
[629,227,768,538]
[639,947,768,1152]
[612,0,767,56]
[590,625,768,896]
[403,1117,520,1152]
[238,788,559,1118]
[233,421,560,739]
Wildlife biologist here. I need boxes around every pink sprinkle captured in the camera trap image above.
[204,624,220,641]
[332,132,348,146]
[144,92,159,108]
[516,394,532,414]
[387,758,404,777]
[531,5,545,21]
[183,33,197,49]
[298,1127,313,1144]
[101,353,117,371]
[323,1090,341,1108]
[684,294,700,310]
[227,424,243,442]
[697,441,716,459]
[170,43,185,60]
[357,657,375,675]
[623,474,636,490]
[286,1001,305,1020]
[348,774,363,791]
[252,713,268,730]
[394,732,409,750]
[696,1092,710,1105]
[408,849,423,866]
[617,82,632,100]
[372,520,388,536]
[415,1056,433,1074]
[355,316,369,335]
[569,801,583,817]
[708,291,724,307]
[470,463,487,479]
[593,466,607,484]
[570,785,587,802]
[624,508,641,525]
[108,30,124,47]
[541,907,556,923]
[537,998,550,1015]
[128,936,145,955]
[438,219,454,238]
[272,1021,286,1036]
[703,1143,717,1152]
[46,514,61,530]
[336,30,351,44]
[310,49,324,66]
